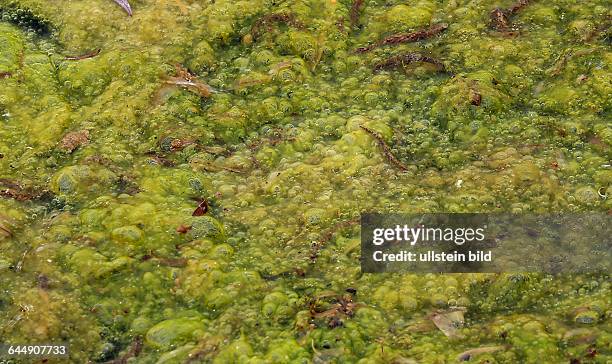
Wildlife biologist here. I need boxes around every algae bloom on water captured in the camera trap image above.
[0,0,610,363]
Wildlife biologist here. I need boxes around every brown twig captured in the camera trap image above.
[359,125,409,171]
[64,49,101,61]
[356,23,448,53]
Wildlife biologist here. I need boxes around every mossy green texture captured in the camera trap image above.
[0,0,610,363]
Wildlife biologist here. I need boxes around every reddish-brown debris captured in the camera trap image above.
[161,64,213,99]
[373,52,446,73]
[490,0,530,31]
[349,0,364,30]
[176,224,192,234]
[59,130,90,153]
[356,23,448,53]
[156,257,188,267]
[65,49,101,61]
[250,12,305,40]
[192,198,209,216]
[309,293,362,329]
[360,125,410,171]
[469,82,482,106]
[0,179,51,201]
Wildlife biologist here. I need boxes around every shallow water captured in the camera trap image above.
[0,0,610,362]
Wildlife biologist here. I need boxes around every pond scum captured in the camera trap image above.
[0,0,610,363]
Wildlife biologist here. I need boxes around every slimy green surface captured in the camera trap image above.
[0,0,610,362]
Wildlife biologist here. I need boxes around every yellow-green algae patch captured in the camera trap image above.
[0,0,610,363]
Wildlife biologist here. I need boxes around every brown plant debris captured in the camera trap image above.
[0,179,51,201]
[359,125,409,171]
[169,138,195,151]
[356,23,448,53]
[192,198,209,216]
[251,12,305,40]
[0,71,12,79]
[349,0,364,30]
[144,152,176,167]
[176,224,192,234]
[490,0,530,32]
[155,257,188,267]
[469,81,482,106]
[65,49,101,61]
[430,307,466,339]
[309,293,362,328]
[373,52,447,73]
[469,89,482,106]
[59,130,90,153]
[161,64,213,99]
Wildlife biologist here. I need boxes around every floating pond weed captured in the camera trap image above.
[0,0,610,362]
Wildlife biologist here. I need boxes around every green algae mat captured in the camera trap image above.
[0,0,610,362]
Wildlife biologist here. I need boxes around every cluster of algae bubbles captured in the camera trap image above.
[0,0,610,362]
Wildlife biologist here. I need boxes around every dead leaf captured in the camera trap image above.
[192,199,209,216]
[65,49,101,61]
[430,307,466,339]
